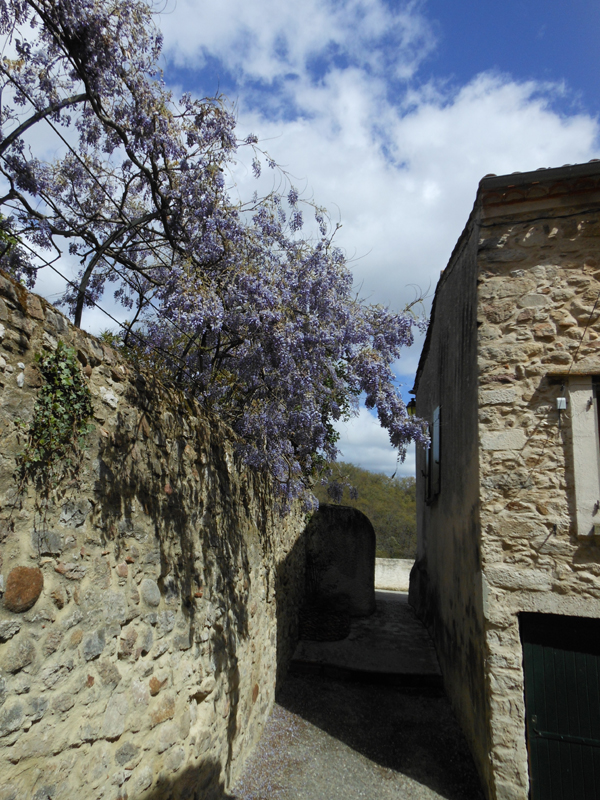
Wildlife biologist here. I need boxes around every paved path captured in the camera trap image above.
[230,592,484,800]
[292,590,441,681]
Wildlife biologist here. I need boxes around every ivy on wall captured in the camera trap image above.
[17,341,94,497]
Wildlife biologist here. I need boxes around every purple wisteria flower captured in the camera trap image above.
[0,0,428,509]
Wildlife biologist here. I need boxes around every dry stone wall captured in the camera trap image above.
[0,271,306,800]
[477,193,600,800]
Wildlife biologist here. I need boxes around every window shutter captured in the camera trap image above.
[431,405,441,497]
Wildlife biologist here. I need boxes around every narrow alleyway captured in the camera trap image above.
[230,592,485,800]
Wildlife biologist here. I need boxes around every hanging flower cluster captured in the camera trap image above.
[0,0,427,506]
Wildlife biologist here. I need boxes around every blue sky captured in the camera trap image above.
[31,1,598,476]
[424,0,600,118]
[151,0,600,476]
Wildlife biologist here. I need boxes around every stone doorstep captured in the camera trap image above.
[288,660,444,689]
[291,591,442,688]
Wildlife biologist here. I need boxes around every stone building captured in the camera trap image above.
[410,160,600,800]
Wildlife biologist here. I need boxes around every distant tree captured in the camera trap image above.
[313,463,417,558]
[0,0,426,506]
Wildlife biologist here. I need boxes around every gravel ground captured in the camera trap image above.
[230,673,485,800]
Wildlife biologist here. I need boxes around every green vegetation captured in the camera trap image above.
[313,462,417,558]
[17,342,94,497]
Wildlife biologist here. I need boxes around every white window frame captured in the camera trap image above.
[568,376,600,537]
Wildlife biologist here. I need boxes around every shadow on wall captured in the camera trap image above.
[139,759,235,800]
[96,378,251,633]
[122,531,307,800]
[95,384,253,779]
[297,505,376,642]
[303,504,376,618]
[275,519,306,686]
[90,378,307,796]
[0,269,311,800]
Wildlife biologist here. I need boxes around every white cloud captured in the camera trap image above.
[232,72,599,314]
[335,407,416,477]
[160,0,435,83]
[156,2,600,474]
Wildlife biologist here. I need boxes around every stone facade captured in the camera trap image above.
[410,161,600,800]
[0,271,306,800]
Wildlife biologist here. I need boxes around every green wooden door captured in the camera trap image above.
[521,613,600,800]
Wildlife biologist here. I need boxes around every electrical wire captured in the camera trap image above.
[0,64,210,352]
[567,286,600,375]
[14,234,207,395]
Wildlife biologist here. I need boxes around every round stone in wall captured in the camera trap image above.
[140,578,160,607]
[3,567,44,613]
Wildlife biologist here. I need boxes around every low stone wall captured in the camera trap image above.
[374,559,413,592]
[304,505,376,617]
[0,272,305,800]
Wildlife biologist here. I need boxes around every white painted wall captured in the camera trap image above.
[375,558,414,592]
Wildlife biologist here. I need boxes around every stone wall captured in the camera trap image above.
[374,558,413,592]
[0,271,306,800]
[476,169,600,800]
[412,163,600,800]
[410,207,490,792]
[304,505,376,617]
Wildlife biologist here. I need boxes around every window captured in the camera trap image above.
[425,405,441,502]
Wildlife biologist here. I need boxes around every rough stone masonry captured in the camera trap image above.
[0,270,306,800]
[477,172,600,800]
[412,162,600,800]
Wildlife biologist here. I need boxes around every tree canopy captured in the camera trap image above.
[0,0,426,506]
[312,463,417,558]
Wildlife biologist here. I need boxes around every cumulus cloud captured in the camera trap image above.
[159,0,436,83]
[232,72,600,313]
[335,407,416,477]
[24,1,600,474]
[159,3,599,309]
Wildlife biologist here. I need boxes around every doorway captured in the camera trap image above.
[520,613,600,799]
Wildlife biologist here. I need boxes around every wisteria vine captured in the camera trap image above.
[0,0,427,506]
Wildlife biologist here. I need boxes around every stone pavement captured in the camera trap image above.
[229,592,484,800]
[291,590,442,683]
